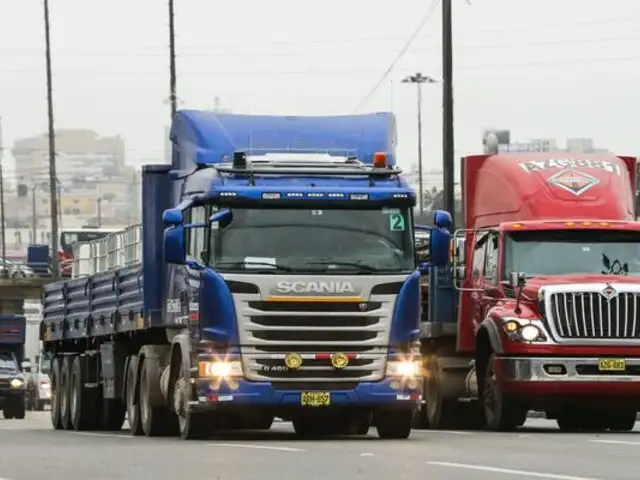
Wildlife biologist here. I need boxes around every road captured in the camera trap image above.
[0,414,638,480]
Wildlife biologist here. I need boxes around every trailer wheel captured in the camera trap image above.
[50,356,62,429]
[480,354,526,432]
[139,356,177,437]
[375,408,413,439]
[70,356,96,431]
[59,356,74,430]
[126,356,143,436]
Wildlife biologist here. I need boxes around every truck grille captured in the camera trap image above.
[548,291,640,339]
[238,300,392,382]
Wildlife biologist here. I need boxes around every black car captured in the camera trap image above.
[0,351,26,419]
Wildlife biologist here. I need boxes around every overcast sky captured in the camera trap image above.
[1,0,640,173]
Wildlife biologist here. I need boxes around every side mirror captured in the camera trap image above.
[418,262,431,275]
[210,209,233,228]
[429,227,452,267]
[433,210,453,231]
[455,265,466,281]
[21,361,32,372]
[164,225,186,264]
[454,237,466,265]
[509,272,527,288]
[163,208,184,226]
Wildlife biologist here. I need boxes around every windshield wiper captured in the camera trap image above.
[306,261,378,272]
[214,261,294,272]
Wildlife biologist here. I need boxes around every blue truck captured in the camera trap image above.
[42,111,423,439]
[0,314,27,419]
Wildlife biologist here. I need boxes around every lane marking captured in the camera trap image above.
[413,430,472,435]
[426,461,601,480]
[360,453,376,457]
[589,439,640,446]
[207,443,304,452]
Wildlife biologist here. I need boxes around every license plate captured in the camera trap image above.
[300,391,330,407]
[598,358,626,372]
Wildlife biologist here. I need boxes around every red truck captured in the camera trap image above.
[417,151,640,432]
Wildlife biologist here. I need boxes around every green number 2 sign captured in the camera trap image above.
[389,213,406,231]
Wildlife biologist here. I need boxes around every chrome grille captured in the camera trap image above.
[238,300,393,382]
[548,291,640,339]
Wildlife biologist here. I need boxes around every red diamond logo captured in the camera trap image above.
[547,169,599,196]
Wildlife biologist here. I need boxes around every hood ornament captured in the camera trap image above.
[601,284,618,301]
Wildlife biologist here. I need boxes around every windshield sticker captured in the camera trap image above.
[519,158,622,176]
[311,210,323,216]
[388,213,406,231]
[546,168,600,196]
[382,208,400,214]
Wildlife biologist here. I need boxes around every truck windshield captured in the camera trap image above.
[504,230,640,277]
[209,207,415,273]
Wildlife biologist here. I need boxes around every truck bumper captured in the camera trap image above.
[189,377,422,412]
[498,356,640,397]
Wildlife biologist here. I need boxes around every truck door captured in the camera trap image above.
[166,205,207,339]
[480,233,501,321]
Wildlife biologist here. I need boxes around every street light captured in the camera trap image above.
[402,73,437,215]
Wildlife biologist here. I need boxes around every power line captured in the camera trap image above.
[353,0,441,112]
[5,15,639,55]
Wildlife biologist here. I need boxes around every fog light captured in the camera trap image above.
[198,360,243,378]
[10,378,24,389]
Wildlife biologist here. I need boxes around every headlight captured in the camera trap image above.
[386,360,422,377]
[198,360,243,378]
[520,325,542,341]
[502,319,547,342]
[10,378,24,389]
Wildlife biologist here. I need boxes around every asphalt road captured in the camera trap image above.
[0,413,639,480]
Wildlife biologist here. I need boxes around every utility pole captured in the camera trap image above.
[97,198,102,227]
[168,0,177,121]
[0,117,6,276]
[31,186,37,244]
[442,0,456,228]
[402,73,437,216]
[44,0,60,280]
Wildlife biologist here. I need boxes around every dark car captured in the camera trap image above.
[0,351,26,419]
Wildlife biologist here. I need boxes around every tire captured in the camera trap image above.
[480,354,526,432]
[423,355,458,429]
[174,361,213,439]
[3,406,14,419]
[13,397,26,420]
[375,409,413,439]
[126,356,143,436]
[607,410,636,432]
[139,357,177,437]
[70,356,97,431]
[50,356,63,430]
[60,356,73,430]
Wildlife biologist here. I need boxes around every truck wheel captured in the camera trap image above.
[60,356,73,430]
[3,407,14,419]
[174,365,213,440]
[375,408,413,439]
[70,356,95,431]
[126,356,143,436]
[50,357,63,429]
[607,410,636,431]
[480,354,526,431]
[139,357,177,437]
[424,356,458,429]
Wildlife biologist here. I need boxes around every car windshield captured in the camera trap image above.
[209,207,415,273]
[0,352,16,370]
[504,230,640,277]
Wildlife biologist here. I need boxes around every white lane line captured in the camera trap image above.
[360,453,376,457]
[208,443,304,452]
[426,462,602,480]
[70,431,133,439]
[589,439,640,446]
